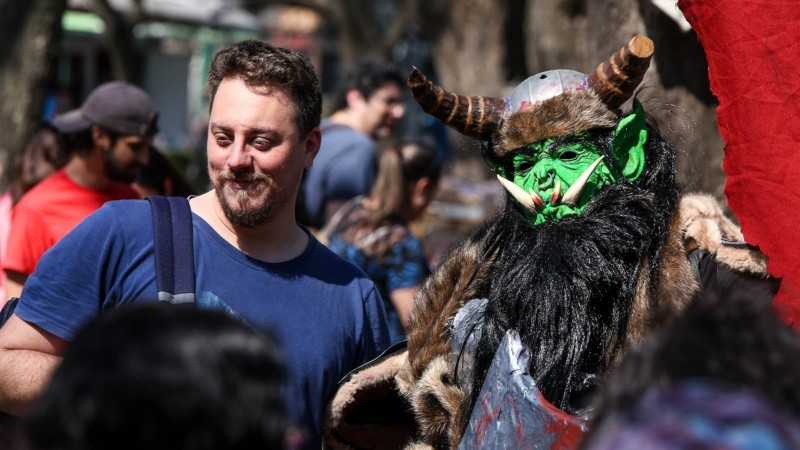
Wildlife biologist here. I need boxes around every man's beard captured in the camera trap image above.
[105,150,141,184]
[213,169,281,228]
[459,182,662,416]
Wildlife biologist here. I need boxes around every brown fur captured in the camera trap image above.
[407,356,465,449]
[401,239,496,385]
[403,444,435,450]
[325,352,407,425]
[323,351,409,449]
[395,238,496,448]
[624,206,698,352]
[624,194,769,349]
[679,193,768,275]
[653,205,700,324]
[496,91,618,156]
[398,195,756,448]
[324,194,769,449]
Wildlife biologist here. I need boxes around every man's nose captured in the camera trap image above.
[392,102,406,119]
[226,141,251,168]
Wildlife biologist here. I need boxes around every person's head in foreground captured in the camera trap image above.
[22,305,287,450]
[581,287,800,449]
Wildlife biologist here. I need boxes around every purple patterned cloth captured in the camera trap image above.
[585,381,800,450]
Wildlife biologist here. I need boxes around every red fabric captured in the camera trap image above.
[678,0,800,326]
[3,169,139,276]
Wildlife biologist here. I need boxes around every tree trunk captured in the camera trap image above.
[423,0,506,96]
[418,0,508,179]
[526,0,589,73]
[586,0,725,200]
[0,0,66,190]
[91,0,144,83]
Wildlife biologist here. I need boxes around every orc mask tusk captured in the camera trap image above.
[497,174,538,212]
[549,180,562,204]
[561,156,605,206]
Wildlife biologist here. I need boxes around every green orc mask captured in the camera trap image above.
[497,100,648,225]
[408,35,655,225]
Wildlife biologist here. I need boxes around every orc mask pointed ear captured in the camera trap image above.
[612,99,647,182]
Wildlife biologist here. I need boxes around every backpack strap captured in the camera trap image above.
[147,196,195,304]
[0,298,18,327]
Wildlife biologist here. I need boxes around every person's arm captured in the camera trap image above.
[3,202,49,285]
[389,285,420,331]
[4,270,27,300]
[0,314,67,415]
[385,233,430,331]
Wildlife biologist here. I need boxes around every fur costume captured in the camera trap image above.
[323,36,773,449]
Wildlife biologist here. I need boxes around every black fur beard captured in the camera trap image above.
[459,128,678,420]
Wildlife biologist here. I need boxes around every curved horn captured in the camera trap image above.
[587,35,654,109]
[408,67,506,140]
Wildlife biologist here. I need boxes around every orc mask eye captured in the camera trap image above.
[559,150,579,161]
[516,161,534,174]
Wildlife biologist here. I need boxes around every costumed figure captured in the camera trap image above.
[323,35,775,449]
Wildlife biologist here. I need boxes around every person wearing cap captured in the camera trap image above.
[2,81,157,299]
[0,40,389,448]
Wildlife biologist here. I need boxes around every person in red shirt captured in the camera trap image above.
[3,81,158,298]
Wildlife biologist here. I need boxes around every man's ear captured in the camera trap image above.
[412,176,437,208]
[345,89,367,109]
[303,127,322,169]
[91,124,111,151]
[611,99,647,182]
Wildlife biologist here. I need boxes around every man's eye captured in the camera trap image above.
[252,139,272,150]
[559,150,579,161]
[215,135,232,146]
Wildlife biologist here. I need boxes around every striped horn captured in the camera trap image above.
[587,35,654,109]
[408,67,506,140]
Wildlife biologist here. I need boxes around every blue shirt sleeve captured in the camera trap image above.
[357,284,391,364]
[15,201,156,341]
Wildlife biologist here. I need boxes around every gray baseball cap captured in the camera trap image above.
[53,81,159,136]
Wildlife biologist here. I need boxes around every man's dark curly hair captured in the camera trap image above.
[330,58,405,112]
[207,39,322,136]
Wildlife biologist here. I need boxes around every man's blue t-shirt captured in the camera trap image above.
[16,200,390,448]
[301,121,377,227]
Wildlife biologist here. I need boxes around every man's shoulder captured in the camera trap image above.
[14,171,71,209]
[101,198,151,213]
[320,124,373,150]
[81,199,153,231]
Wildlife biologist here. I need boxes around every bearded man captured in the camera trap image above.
[0,40,390,449]
[324,36,775,449]
[3,82,156,299]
